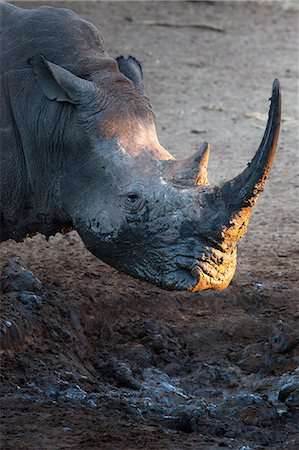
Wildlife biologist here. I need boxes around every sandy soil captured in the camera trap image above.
[1,1,299,449]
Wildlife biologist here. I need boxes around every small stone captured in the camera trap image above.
[239,353,264,373]
[2,259,42,293]
[63,385,87,401]
[163,363,183,377]
[19,291,43,308]
[279,382,299,408]
[202,103,223,112]
[87,399,97,408]
[145,334,168,353]
[100,358,140,389]
[278,382,299,402]
[221,394,280,427]
[270,321,299,354]
[125,344,152,364]
[190,129,206,134]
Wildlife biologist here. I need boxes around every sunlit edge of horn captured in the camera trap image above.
[222,79,281,207]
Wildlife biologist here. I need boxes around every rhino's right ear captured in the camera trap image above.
[28,55,95,104]
[116,55,145,96]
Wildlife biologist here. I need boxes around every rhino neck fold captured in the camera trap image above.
[0,71,75,241]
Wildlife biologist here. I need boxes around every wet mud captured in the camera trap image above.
[1,232,298,449]
[1,1,299,449]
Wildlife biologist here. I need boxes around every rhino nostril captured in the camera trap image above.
[190,265,201,281]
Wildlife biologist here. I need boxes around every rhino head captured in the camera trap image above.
[29,55,281,291]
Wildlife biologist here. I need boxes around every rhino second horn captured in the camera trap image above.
[222,79,281,210]
[165,142,210,187]
[193,141,210,185]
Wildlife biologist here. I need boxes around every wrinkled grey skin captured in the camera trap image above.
[0,2,281,291]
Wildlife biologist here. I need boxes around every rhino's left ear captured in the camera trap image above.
[28,54,96,105]
[116,55,145,96]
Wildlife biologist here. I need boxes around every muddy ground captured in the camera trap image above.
[1,0,299,449]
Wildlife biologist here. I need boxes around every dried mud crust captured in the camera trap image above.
[1,1,299,449]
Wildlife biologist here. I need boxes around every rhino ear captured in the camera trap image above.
[116,55,145,95]
[28,54,95,104]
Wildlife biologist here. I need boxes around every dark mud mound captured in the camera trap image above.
[1,233,298,449]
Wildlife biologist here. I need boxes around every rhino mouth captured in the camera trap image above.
[171,247,237,292]
[131,243,237,292]
[79,225,237,292]
[189,251,237,291]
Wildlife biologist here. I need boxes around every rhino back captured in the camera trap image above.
[1,2,107,77]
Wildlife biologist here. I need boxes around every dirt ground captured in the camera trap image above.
[1,1,299,449]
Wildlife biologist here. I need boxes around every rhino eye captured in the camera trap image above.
[125,190,144,214]
[127,192,139,202]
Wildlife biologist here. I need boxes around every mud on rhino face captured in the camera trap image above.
[78,174,239,291]
[30,56,280,291]
[73,77,280,292]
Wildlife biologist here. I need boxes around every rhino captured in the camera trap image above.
[0,2,281,291]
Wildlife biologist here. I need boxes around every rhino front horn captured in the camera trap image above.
[222,79,281,213]
[165,141,210,187]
